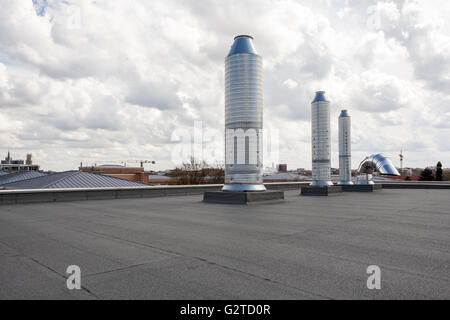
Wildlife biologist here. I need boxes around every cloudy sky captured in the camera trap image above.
[0,0,449,171]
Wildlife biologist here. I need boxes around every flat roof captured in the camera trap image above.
[0,189,449,299]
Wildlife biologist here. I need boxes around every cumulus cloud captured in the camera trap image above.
[0,0,449,171]
[350,70,411,112]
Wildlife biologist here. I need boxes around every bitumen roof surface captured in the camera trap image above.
[0,189,449,300]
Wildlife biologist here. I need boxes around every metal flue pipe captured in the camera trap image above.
[357,154,400,184]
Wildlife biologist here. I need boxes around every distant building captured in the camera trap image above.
[399,168,413,177]
[297,168,312,176]
[79,165,172,185]
[411,168,424,177]
[147,175,172,185]
[264,172,309,182]
[277,164,287,173]
[444,169,450,181]
[0,151,40,172]
[80,165,150,184]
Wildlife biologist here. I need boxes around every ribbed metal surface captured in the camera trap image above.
[338,110,353,185]
[357,154,400,184]
[358,154,400,176]
[2,171,149,189]
[311,91,333,186]
[0,171,47,186]
[223,35,265,192]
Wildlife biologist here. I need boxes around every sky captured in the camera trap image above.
[0,0,449,171]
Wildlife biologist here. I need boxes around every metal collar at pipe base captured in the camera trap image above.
[222,184,267,192]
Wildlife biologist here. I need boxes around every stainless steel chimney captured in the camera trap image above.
[338,110,353,185]
[223,35,265,192]
[311,91,333,186]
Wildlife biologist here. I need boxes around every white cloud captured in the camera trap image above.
[283,79,299,89]
[0,0,449,171]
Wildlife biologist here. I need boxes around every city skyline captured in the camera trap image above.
[1,0,450,171]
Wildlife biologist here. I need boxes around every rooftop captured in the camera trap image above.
[0,171,48,186]
[0,189,448,299]
[0,170,149,190]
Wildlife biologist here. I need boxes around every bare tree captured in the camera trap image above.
[168,157,224,185]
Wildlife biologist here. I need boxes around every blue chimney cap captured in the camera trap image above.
[228,35,258,56]
[312,91,328,103]
[339,110,350,117]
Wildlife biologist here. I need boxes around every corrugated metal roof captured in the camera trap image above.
[0,171,48,186]
[2,171,149,189]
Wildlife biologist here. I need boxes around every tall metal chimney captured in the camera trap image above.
[223,35,265,192]
[338,110,353,185]
[311,91,333,186]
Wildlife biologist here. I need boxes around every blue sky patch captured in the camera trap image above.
[32,0,49,16]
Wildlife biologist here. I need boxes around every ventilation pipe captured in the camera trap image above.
[357,154,400,184]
